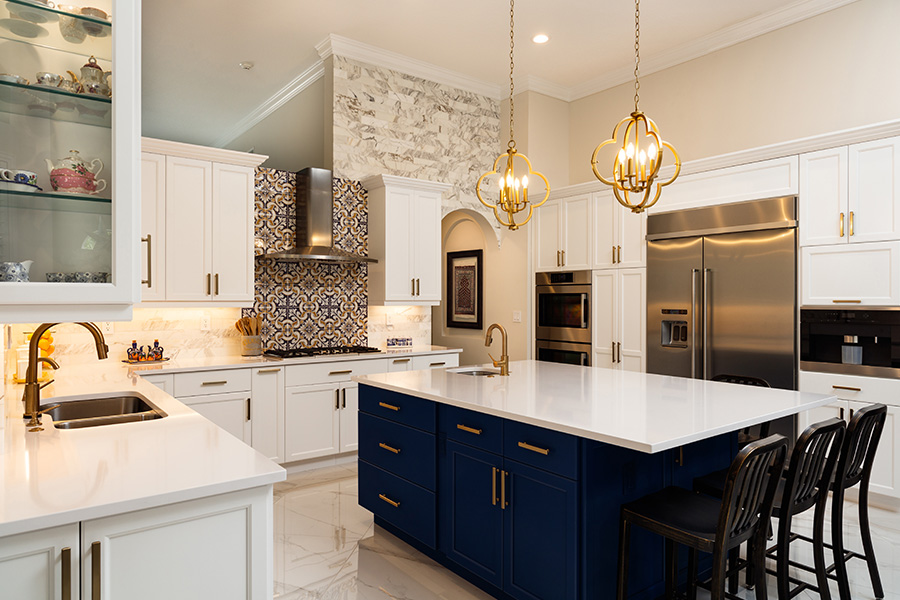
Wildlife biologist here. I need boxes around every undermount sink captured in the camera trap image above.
[40,393,167,429]
[447,367,502,377]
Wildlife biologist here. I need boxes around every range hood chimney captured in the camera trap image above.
[260,167,375,263]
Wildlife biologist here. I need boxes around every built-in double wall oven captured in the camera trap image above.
[535,271,592,366]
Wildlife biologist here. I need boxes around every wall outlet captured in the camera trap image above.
[200,314,211,331]
[101,322,114,334]
[512,311,522,323]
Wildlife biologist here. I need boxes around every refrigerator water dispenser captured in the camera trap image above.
[661,320,688,348]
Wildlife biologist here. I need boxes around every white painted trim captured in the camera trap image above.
[360,174,452,194]
[142,137,268,168]
[213,61,325,149]
[567,0,860,101]
[522,75,572,103]
[317,34,503,100]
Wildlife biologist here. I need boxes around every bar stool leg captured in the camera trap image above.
[751,527,769,600]
[665,538,677,599]
[727,546,739,593]
[617,517,630,600]
[812,498,832,600]
[687,548,698,600]
[858,487,885,599]
[711,547,728,600]
[831,488,853,600]
[776,511,793,600]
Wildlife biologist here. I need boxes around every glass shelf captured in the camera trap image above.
[1,187,111,214]
[1,0,111,60]
[0,79,111,126]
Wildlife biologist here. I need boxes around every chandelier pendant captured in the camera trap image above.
[591,0,680,213]
[476,0,550,230]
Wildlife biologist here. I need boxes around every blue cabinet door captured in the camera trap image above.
[503,458,578,600]
[440,439,504,588]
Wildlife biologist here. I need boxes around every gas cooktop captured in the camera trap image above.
[263,345,382,359]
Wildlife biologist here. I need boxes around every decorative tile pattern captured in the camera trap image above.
[244,168,369,350]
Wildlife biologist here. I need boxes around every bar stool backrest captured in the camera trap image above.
[837,403,887,490]
[719,434,787,546]
[711,374,770,387]
[784,417,845,513]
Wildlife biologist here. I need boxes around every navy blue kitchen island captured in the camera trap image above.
[354,361,835,599]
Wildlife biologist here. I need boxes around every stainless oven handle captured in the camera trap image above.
[703,268,710,380]
[581,293,588,329]
[691,269,698,379]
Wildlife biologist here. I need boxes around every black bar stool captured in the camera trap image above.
[616,434,787,600]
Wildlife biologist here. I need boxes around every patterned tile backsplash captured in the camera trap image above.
[243,168,369,350]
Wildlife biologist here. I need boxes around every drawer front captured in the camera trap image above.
[359,413,436,490]
[411,353,459,370]
[358,460,436,549]
[173,369,251,397]
[285,358,388,386]
[799,370,900,407]
[503,420,579,480]
[439,404,503,455]
[358,385,436,433]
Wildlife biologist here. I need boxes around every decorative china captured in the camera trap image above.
[0,16,49,38]
[0,74,28,85]
[79,7,109,36]
[57,7,86,43]
[8,0,59,24]
[0,180,41,193]
[0,260,34,283]
[1,169,39,186]
[35,71,62,87]
[46,149,107,194]
[45,272,65,282]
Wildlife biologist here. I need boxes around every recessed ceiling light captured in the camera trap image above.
[532,34,549,44]
[239,61,254,70]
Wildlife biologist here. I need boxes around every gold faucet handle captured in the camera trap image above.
[36,403,60,415]
[488,352,501,367]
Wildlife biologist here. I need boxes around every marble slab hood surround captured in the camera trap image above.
[261,167,376,263]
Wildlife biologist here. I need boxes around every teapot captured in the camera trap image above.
[46,150,107,195]
[76,56,110,96]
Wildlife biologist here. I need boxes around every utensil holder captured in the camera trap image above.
[241,335,262,357]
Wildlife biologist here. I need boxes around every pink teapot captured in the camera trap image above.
[46,150,107,195]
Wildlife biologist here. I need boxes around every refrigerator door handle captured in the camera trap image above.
[691,268,699,379]
[703,268,711,380]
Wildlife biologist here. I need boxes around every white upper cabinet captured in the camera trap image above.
[800,136,900,247]
[140,138,266,306]
[534,194,592,272]
[593,192,647,269]
[593,268,646,372]
[801,241,900,306]
[0,0,141,323]
[364,175,450,306]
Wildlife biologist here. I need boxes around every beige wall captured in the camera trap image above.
[522,91,570,188]
[432,211,530,366]
[568,0,900,184]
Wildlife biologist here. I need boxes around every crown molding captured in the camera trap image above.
[520,75,573,102]
[360,173,453,193]
[143,137,268,167]
[317,34,503,100]
[213,61,326,149]
[568,0,860,101]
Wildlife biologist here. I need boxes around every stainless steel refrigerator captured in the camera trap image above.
[646,196,798,392]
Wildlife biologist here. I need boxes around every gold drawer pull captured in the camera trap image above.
[518,441,550,455]
[393,358,411,363]
[832,300,862,304]
[201,380,228,386]
[329,369,353,376]
[832,385,862,392]
[378,401,400,411]
[257,368,281,374]
[91,541,101,600]
[457,424,483,435]
[62,547,72,600]
[379,442,400,454]
[430,362,446,367]
[379,493,400,508]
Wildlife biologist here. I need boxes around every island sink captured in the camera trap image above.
[40,392,167,429]
[446,367,502,377]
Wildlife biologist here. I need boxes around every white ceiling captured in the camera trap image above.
[141,0,858,147]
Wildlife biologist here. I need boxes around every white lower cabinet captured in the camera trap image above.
[174,369,252,445]
[798,371,900,499]
[0,523,79,600]
[593,268,646,372]
[251,367,284,463]
[140,373,174,395]
[412,353,459,370]
[386,356,414,372]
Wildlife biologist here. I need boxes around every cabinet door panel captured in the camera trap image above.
[412,190,442,301]
[0,523,79,600]
[504,459,578,600]
[251,367,284,463]
[848,401,898,498]
[211,163,255,302]
[562,195,591,270]
[141,373,174,395]
[617,201,647,268]
[181,392,251,445]
[165,156,213,300]
[592,270,616,367]
[284,384,340,461]
[800,147,848,247]
[592,193,616,268]
[140,152,166,301]
[440,440,503,587]
[801,242,900,306]
[340,384,359,453]
[619,268,646,373]
[849,137,900,244]
[534,200,562,272]
[384,188,414,301]
[797,400,846,433]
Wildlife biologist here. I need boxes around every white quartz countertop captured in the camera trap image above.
[0,360,286,538]
[354,360,837,454]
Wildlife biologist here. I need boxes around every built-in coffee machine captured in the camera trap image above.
[800,309,900,378]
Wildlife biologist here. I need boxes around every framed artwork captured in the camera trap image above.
[446,249,483,329]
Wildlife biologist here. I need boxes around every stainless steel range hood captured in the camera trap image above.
[259,167,376,263]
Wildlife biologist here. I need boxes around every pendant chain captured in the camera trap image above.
[633,0,641,112]
[508,0,516,149]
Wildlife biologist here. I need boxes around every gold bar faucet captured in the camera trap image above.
[485,323,509,376]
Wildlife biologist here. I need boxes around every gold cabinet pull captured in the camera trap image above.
[201,380,228,386]
[378,401,400,411]
[492,467,498,506]
[832,300,862,304]
[561,250,565,266]
[411,278,415,295]
[832,385,862,392]
[342,388,346,409]
[556,250,560,267]
[840,212,845,237]
[141,234,152,287]
[379,493,400,508]
[518,441,550,455]
[430,362,446,367]
[849,210,854,236]
[61,547,72,600]
[392,358,411,364]
[617,245,622,263]
[456,424,482,435]
[257,368,281,374]
[501,469,508,508]
[206,273,212,295]
[329,370,353,376]
[611,342,616,364]
[91,541,101,600]
[335,389,340,410]
[617,341,622,364]
[379,442,400,454]
[215,273,220,295]
[246,397,251,421]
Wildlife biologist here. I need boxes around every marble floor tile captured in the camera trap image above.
[273,464,900,599]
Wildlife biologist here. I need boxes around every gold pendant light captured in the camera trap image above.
[476,0,550,231]
[590,0,681,213]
